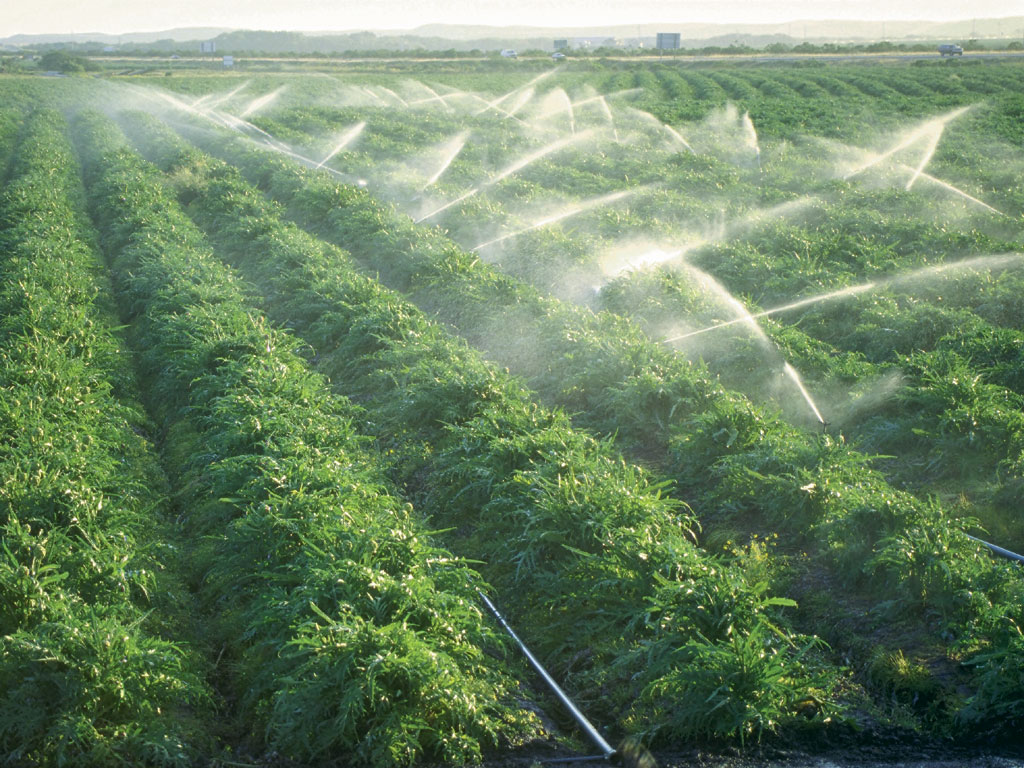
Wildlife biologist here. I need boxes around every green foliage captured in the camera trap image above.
[155,67,1024,739]
[122,115,839,746]
[4,56,1024,754]
[76,111,541,766]
[38,50,99,73]
[0,110,213,764]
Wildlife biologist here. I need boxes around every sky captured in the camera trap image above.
[2,0,1023,36]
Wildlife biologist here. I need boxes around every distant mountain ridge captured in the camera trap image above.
[1,27,231,45]
[2,16,1021,50]
[404,18,1024,41]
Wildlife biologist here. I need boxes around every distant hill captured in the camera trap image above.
[406,18,1024,43]
[0,28,231,46]
[2,17,1021,52]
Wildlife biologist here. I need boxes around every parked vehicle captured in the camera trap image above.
[938,44,964,56]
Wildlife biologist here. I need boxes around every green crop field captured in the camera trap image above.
[1,55,1023,766]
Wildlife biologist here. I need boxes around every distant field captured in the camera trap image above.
[1,57,1023,766]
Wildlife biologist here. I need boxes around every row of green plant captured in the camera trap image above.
[0,107,24,176]
[123,109,838,746]
[73,111,546,767]
[241,70,1024,549]
[173,113,1024,737]
[599,250,1024,547]
[0,110,214,765]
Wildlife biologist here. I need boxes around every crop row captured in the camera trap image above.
[163,111,1024,735]
[121,109,832,744]
[242,78,1024,547]
[0,110,213,765]
[73,111,544,766]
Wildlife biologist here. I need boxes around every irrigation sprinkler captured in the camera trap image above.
[478,591,657,768]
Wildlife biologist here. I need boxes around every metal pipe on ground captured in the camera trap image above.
[966,534,1024,564]
[478,590,657,768]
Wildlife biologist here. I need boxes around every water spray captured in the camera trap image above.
[360,86,387,105]
[240,86,286,118]
[315,121,366,169]
[662,282,877,343]
[742,111,762,172]
[663,252,1024,344]
[377,86,409,107]
[663,123,694,154]
[471,188,644,252]
[901,166,1007,217]
[202,80,251,111]
[412,82,453,111]
[415,130,594,223]
[843,105,971,180]
[474,69,554,116]
[478,591,657,768]
[904,128,942,190]
[597,96,619,142]
[783,362,827,428]
[421,131,470,190]
[506,87,538,120]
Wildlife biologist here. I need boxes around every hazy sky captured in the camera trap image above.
[3,0,1023,36]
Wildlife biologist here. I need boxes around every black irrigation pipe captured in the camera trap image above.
[967,534,1024,565]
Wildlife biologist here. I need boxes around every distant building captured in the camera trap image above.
[222,55,234,68]
[554,39,568,50]
[656,32,681,50]
[567,36,626,50]
[200,41,216,53]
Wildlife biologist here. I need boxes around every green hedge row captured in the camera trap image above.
[169,116,1024,737]
[124,111,836,745]
[0,110,213,766]
[74,111,542,767]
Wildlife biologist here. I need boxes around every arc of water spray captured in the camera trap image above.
[908,169,1006,216]
[846,149,1005,217]
[474,70,554,116]
[529,90,636,122]
[597,96,619,142]
[360,86,386,105]
[451,90,531,126]
[414,83,452,110]
[415,129,594,223]
[203,81,251,111]
[133,86,285,151]
[422,131,471,189]
[554,88,576,134]
[674,262,827,426]
[504,88,537,120]
[377,86,409,107]
[315,122,366,169]
[742,112,762,171]
[662,283,877,342]
[410,92,455,108]
[471,187,644,251]
[602,197,816,281]
[663,123,695,154]
[663,252,1024,344]
[784,363,826,426]
[843,105,971,180]
[904,127,942,190]
[240,86,286,118]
